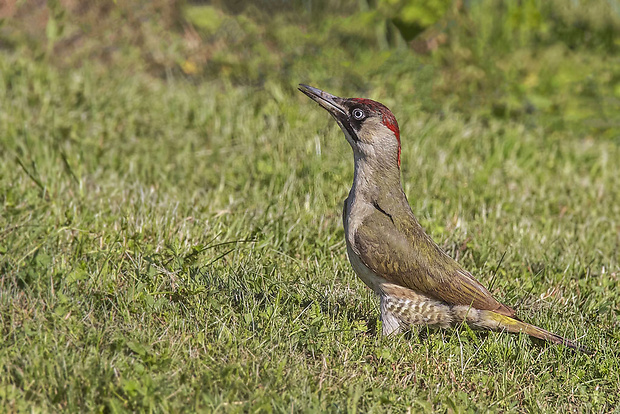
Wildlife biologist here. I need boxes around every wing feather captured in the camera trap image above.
[353,205,515,317]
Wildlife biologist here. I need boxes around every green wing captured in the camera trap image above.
[353,205,515,317]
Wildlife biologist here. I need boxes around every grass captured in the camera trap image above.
[1,2,620,411]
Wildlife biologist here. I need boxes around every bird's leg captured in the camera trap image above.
[380,294,402,335]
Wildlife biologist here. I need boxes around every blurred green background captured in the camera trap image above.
[1,0,619,412]
[2,0,619,135]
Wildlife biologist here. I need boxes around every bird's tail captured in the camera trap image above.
[479,310,594,354]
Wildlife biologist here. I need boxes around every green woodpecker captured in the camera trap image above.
[299,84,591,353]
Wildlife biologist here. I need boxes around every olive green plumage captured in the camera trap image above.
[350,192,516,317]
[299,84,592,354]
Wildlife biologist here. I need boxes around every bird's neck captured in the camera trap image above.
[350,152,404,206]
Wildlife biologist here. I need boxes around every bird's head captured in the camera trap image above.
[299,84,401,168]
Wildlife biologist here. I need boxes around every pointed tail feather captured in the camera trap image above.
[480,311,594,354]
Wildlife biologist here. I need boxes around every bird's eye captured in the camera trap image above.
[352,108,365,120]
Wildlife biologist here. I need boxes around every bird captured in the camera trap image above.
[298,84,592,354]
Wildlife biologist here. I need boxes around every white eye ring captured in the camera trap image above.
[352,108,365,120]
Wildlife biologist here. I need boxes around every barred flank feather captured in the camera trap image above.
[381,287,593,354]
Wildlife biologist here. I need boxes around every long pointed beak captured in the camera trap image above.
[298,84,347,118]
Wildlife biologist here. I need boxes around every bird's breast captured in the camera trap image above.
[343,195,386,292]
[345,242,386,292]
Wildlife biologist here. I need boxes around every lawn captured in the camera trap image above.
[1,1,619,412]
